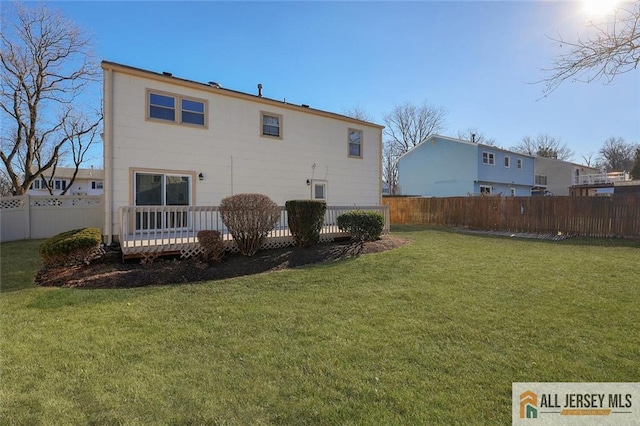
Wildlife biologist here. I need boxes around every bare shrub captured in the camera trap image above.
[219,194,281,256]
[197,230,224,263]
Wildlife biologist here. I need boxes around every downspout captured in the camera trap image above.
[104,66,114,245]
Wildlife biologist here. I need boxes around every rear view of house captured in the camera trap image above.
[101,61,383,245]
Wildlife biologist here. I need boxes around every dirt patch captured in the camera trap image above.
[35,236,410,289]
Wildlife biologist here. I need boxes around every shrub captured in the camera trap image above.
[39,227,103,267]
[285,200,327,247]
[197,230,225,262]
[219,193,281,256]
[337,211,385,242]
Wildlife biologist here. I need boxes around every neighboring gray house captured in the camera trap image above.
[532,157,598,196]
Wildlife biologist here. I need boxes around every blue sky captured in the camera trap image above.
[48,1,639,164]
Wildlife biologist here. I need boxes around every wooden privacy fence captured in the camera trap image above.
[383,196,640,238]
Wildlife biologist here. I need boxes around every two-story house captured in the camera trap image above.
[397,135,534,197]
[28,167,104,196]
[101,61,384,245]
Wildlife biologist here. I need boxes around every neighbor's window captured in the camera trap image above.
[261,112,282,138]
[480,185,492,195]
[147,90,206,127]
[348,129,362,158]
[510,188,516,196]
[504,156,510,168]
[91,181,104,190]
[54,179,67,191]
[482,151,495,165]
[517,158,523,169]
[30,179,43,190]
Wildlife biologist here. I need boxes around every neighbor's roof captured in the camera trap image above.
[101,60,384,130]
[396,134,535,163]
[31,167,104,180]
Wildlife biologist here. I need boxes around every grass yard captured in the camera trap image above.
[1,226,639,424]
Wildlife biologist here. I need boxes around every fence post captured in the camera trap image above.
[24,195,31,239]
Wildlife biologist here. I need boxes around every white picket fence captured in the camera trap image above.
[0,195,104,242]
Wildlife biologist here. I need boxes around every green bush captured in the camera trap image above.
[39,227,103,266]
[197,230,225,263]
[219,193,281,256]
[337,211,385,242]
[285,200,327,247]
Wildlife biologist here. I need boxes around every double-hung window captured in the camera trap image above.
[517,158,523,169]
[348,129,363,158]
[147,90,206,127]
[504,156,510,168]
[261,112,282,138]
[482,151,495,165]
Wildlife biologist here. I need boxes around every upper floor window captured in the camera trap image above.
[261,112,282,138]
[91,181,104,190]
[482,151,495,165]
[517,158,523,169]
[504,156,510,168]
[147,90,206,127]
[348,129,363,158]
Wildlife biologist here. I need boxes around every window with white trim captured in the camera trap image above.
[348,129,363,158]
[480,185,492,195]
[517,158,523,169]
[312,182,326,200]
[504,156,510,168]
[54,179,67,191]
[261,112,282,138]
[147,90,206,127]
[30,179,43,190]
[482,151,495,165]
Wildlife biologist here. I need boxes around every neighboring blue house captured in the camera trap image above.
[397,135,535,196]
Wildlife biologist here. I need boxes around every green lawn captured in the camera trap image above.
[1,226,639,425]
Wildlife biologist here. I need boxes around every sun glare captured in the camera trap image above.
[582,0,619,16]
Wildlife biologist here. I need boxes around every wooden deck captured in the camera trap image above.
[118,205,389,260]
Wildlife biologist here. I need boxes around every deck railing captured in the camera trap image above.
[118,205,390,258]
[577,172,630,185]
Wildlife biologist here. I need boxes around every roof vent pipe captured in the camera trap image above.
[472,133,476,143]
[257,83,263,97]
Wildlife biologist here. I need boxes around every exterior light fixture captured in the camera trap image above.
[198,173,204,181]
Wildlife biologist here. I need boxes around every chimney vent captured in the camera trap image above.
[257,83,263,97]
[471,133,476,143]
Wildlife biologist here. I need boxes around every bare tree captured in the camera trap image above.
[540,2,640,94]
[581,152,597,168]
[512,134,574,160]
[597,136,637,172]
[382,143,400,195]
[631,146,640,179]
[0,168,14,196]
[0,3,101,195]
[456,128,496,146]
[342,106,375,123]
[383,100,447,154]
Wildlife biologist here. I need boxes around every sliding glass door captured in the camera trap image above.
[134,172,191,231]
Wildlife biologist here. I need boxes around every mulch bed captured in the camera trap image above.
[35,236,410,289]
